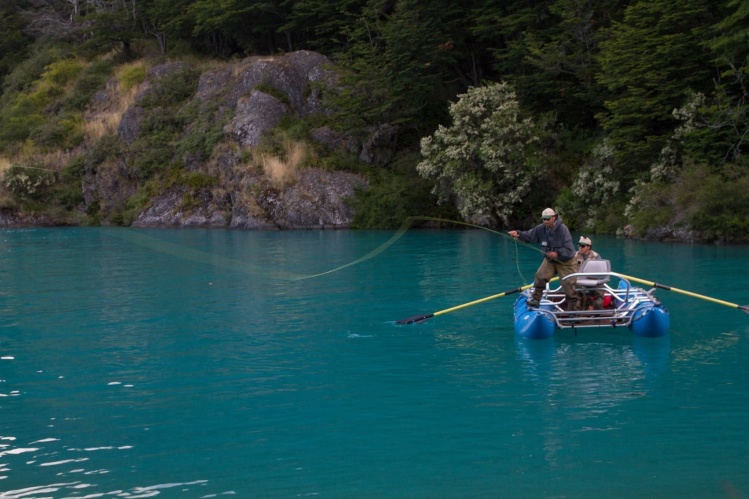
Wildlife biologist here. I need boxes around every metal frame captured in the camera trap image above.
[527,272,661,330]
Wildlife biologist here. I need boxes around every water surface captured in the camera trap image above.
[1,228,748,497]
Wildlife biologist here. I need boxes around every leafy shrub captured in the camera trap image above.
[65,60,114,110]
[184,171,218,189]
[31,113,84,151]
[416,82,546,227]
[349,169,458,229]
[680,166,749,238]
[140,67,200,109]
[49,181,84,210]
[3,165,55,200]
[119,64,147,91]
[85,135,122,171]
[0,46,66,96]
[130,108,185,180]
[176,100,229,161]
[42,59,84,86]
[627,161,749,239]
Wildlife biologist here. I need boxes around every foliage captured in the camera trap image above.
[627,161,749,239]
[349,152,459,229]
[506,0,620,129]
[119,64,148,91]
[416,82,546,227]
[31,113,85,151]
[176,100,231,162]
[3,165,55,200]
[125,69,201,180]
[0,52,108,153]
[139,67,200,108]
[564,139,621,230]
[254,83,290,105]
[1,0,749,237]
[64,60,115,110]
[596,0,718,179]
[323,0,472,137]
[0,0,32,96]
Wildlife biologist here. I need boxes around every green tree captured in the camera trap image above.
[139,0,192,54]
[522,0,622,128]
[80,0,142,58]
[416,82,547,226]
[283,0,367,54]
[188,0,291,55]
[596,0,718,180]
[700,0,749,166]
[0,0,32,96]
[326,0,473,137]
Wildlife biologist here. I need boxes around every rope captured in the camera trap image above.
[106,216,544,282]
[513,238,530,285]
[300,216,541,281]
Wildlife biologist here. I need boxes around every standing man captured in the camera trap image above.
[575,236,601,267]
[508,208,580,310]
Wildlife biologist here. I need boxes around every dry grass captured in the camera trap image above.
[84,73,142,141]
[0,157,12,176]
[258,140,310,187]
[0,149,75,174]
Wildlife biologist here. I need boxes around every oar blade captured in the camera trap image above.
[396,313,434,325]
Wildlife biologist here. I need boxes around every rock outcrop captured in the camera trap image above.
[97,51,376,229]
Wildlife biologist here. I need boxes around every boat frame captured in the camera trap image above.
[514,263,670,339]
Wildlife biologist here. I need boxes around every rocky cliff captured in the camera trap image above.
[5,51,402,230]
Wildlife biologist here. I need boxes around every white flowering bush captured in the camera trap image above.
[570,140,621,228]
[4,165,54,200]
[416,82,544,226]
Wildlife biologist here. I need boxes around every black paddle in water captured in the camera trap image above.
[618,273,749,314]
[396,278,560,325]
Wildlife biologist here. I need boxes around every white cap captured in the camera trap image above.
[579,236,592,246]
[541,208,556,219]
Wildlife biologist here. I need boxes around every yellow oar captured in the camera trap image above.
[618,273,749,314]
[396,277,559,325]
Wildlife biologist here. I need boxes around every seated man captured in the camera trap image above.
[575,236,600,266]
[575,237,604,310]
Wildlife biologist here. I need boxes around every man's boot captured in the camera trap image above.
[526,288,544,308]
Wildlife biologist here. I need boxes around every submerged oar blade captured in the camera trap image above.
[396,313,435,325]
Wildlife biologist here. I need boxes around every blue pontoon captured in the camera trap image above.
[513,259,671,339]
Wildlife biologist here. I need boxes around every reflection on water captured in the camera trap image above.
[516,334,671,400]
[515,334,671,468]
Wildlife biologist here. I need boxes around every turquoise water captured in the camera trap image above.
[1,228,748,498]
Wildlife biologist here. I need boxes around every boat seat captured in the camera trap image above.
[576,259,611,287]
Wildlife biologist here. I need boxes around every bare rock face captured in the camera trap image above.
[118,106,144,145]
[196,50,332,117]
[129,167,366,230]
[263,168,365,229]
[81,160,138,222]
[359,123,398,167]
[225,91,289,148]
[0,208,55,227]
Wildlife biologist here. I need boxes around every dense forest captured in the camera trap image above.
[0,0,748,239]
